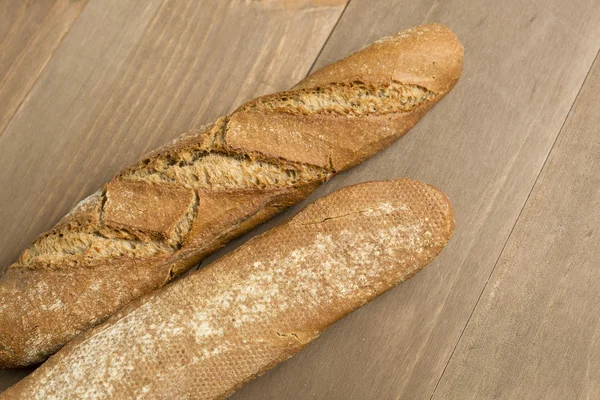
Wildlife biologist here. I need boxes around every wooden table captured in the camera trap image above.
[1,0,600,398]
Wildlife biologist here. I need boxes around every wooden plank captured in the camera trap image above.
[432,52,600,400]
[0,0,164,271]
[0,0,348,391]
[225,0,600,399]
[0,0,88,135]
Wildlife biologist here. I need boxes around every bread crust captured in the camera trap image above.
[0,23,463,367]
[1,179,455,400]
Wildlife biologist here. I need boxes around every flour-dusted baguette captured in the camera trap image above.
[0,23,463,367]
[0,179,455,400]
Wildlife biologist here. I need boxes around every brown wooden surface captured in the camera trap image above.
[0,0,87,135]
[2,0,600,398]
[433,52,600,400]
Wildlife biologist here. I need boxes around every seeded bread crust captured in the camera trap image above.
[1,179,455,400]
[0,23,463,367]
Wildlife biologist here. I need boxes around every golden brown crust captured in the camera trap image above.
[295,23,464,94]
[0,179,455,400]
[228,100,434,171]
[0,23,463,367]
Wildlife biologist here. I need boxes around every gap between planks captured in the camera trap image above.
[194,0,353,274]
[428,46,600,400]
[304,0,352,76]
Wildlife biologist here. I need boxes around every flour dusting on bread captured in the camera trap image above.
[7,179,455,399]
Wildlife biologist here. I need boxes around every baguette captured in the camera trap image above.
[0,23,463,367]
[0,179,455,399]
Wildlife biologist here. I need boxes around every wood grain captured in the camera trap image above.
[0,0,88,136]
[226,0,600,399]
[2,0,600,397]
[0,0,347,391]
[432,52,600,400]
[0,0,346,273]
[0,0,164,271]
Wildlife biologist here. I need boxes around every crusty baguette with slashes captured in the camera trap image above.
[1,179,455,399]
[0,23,463,367]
